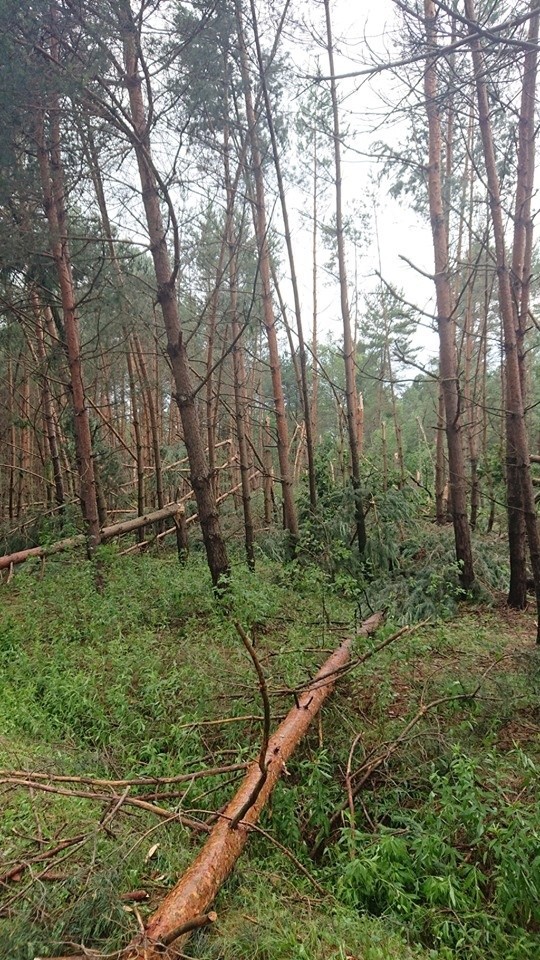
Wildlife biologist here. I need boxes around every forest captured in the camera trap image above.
[1,1,540,958]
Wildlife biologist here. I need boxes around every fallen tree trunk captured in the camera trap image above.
[124,612,383,959]
[120,473,260,556]
[100,503,186,540]
[0,503,185,571]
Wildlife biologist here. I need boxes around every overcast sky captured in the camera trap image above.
[282,0,438,361]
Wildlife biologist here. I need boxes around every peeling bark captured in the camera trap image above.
[124,613,383,959]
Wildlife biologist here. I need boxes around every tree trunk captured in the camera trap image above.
[132,333,164,513]
[16,364,30,518]
[35,102,100,548]
[323,0,366,554]
[31,293,65,510]
[423,0,474,587]
[224,122,255,569]
[7,358,16,521]
[507,0,539,607]
[465,0,540,636]
[124,614,382,959]
[0,502,185,571]
[311,125,319,442]
[234,0,298,542]
[81,122,146,529]
[125,340,145,533]
[205,235,228,499]
[249,0,316,513]
[118,1,229,587]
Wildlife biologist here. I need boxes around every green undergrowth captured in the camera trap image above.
[0,546,539,959]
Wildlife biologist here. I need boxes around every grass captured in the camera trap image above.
[0,544,539,959]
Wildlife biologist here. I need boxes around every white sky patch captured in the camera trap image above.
[275,0,439,363]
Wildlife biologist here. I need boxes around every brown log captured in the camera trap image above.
[120,474,259,556]
[100,503,183,541]
[0,533,87,571]
[124,612,383,959]
[0,503,184,571]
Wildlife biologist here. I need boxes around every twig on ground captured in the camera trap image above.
[311,669,498,861]
[0,780,210,832]
[345,732,363,834]
[229,623,271,830]
[241,822,328,897]
[0,763,249,790]
[270,622,427,698]
[0,834,87,886]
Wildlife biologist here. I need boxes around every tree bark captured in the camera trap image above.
[35,97,100,547]
[234,0,299,542]
[31,298,65,511]
[224,122,255,569]
[124,613,383,959]
[249,0,316,513]
[423,0,474,587]
[323,0,367,554]
[465,0,540,635]
[81,121,145,529]
[118,1,229,587]
[132,333,164,513]
[125,339,145,531]
[507,0,539,607]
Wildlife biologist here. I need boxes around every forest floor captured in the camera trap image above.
[0,546,539,960]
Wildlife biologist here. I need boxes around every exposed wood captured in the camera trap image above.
[123,612,383,959]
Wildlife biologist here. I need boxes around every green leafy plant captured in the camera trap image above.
[332,750,540,958]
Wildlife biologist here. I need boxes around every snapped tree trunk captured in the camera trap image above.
[0,502,185,571]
